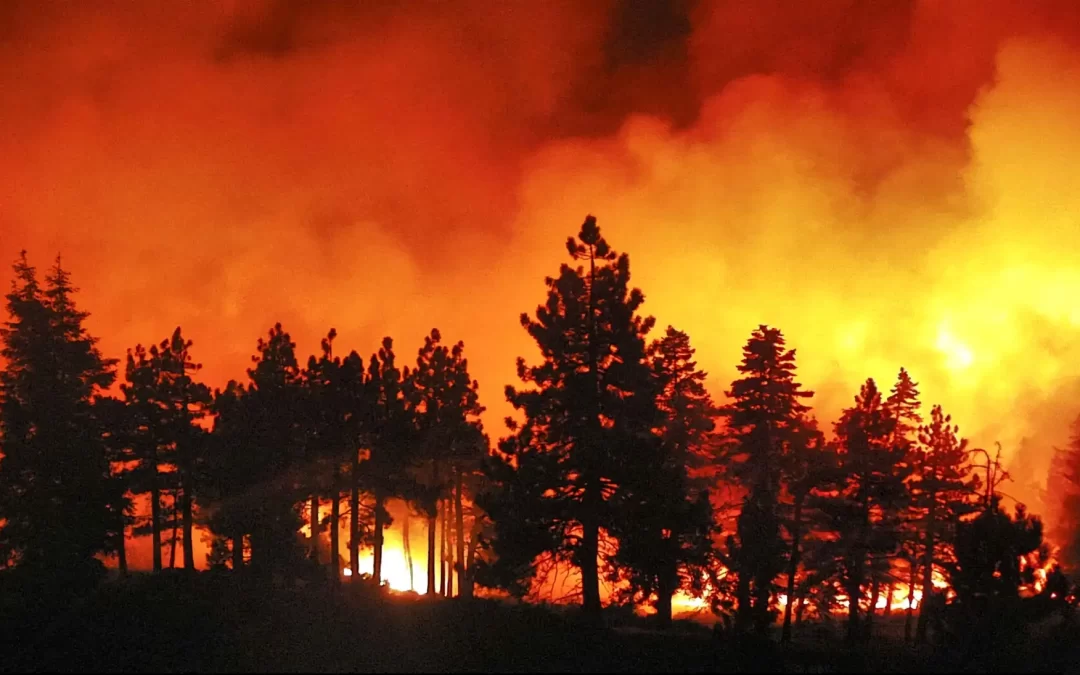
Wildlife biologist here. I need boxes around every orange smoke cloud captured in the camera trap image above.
[3,1,1080,568]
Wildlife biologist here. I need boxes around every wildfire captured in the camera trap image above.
[299,498,452,594]
[1020,553,1057,595]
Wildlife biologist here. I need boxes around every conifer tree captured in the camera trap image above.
[406,329,486,596]
[883,367,924,641]
[201,324,305,576]
[954,495,1043,602]
[123,343,166,571]
[912,404,979,642]
[303,330,355,582]
[340,350,371,581]
[612,326,718,628]
[721,325,813,634]
[779,418,829,643]
[203,380,257,572]
[364,338,412,587]
[0,253,117,578]
[123,329,212,572]
[95,395,135,576]
[1051,414,1080,570]
[818,378,912,643]
[483,215,656,620]
[245,323,307,576]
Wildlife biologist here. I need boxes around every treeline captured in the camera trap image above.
[0,216,1068,647]
[478,217,1057,644]
[0,252,487,601]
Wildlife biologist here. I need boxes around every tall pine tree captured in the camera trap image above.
[364,338,412,588]
[818,378,912,643]
[406,329,486,597]
[612,326,718,628]
[122,328,210,572]
[722,325,813,634]
[912,404,979,642]
[883,367,923,641]
[484,215,656,620]
[0,254,117,579]
[779,417,828,643]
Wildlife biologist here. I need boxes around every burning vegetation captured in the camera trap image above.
[1,215,1076,654]
[4,2,1080,671]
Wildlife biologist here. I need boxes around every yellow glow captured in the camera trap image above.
[935,323,975,372]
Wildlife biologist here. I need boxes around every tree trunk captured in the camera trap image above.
[182,485,195,571]
[442,494,451,596]
[232,530,244,571]
[169,492,179,569]
[866,570,881,640]
[753,573,772,635]
[657,568,675,630]
[309,494,320,564]
[350,456,360,580]
[581,244,603,624]
[151,474,162,573]
[846,577,860,643]
[428,461,440,596]
[883,582,894,617]
[117,526,127,576]
[403,508,414,591]
[373,491,386,588]
[795,593,806,628]
[330,482,340,585]
[905,556,916,643]
[581,479,602,620]
[440,497,448,597]
[781,493,803,643]
[454,465,466,599]
[916,491,937,644]
[428,495,438,596]
[465,519,481,598]
[736,562,752,632]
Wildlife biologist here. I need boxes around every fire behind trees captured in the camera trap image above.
[0,217,1077,663]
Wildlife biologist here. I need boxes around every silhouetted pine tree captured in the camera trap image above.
[883,367,924,641]
[364,338,412,588]
[406,329,486,597]
[0,253,117,581]
[912,404,979,643]
[122,343,167,571]
[340,350,372,581]
[1051,414,1080,571]
[779,417,829,643]
[954,495,1043,602]
[202,325,306,578]
[244,323,307,577]
[95,395,135,576]
[122,328,211,572]
[302,329,353,582]
[483,215,656,621]
[203,380,257,571]
[721,325,813,634]
[612,326,718,628]
[817,378,912,643]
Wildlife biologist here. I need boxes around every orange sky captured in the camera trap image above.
[4,1,1080,567]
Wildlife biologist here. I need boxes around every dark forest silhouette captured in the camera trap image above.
[1,219,1079,672]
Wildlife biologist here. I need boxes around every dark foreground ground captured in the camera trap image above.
[2,572,1077,673]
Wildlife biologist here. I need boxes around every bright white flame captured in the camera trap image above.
[936,324,975,371]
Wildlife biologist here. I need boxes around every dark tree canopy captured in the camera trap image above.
[612,326,719,627]
[722,325,813,634]
[482,215,656,618]
[0,254,117,577]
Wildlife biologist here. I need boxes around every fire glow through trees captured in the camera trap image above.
[2,1,1080,615]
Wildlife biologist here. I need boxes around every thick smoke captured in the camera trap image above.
[2,0,1080,567]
